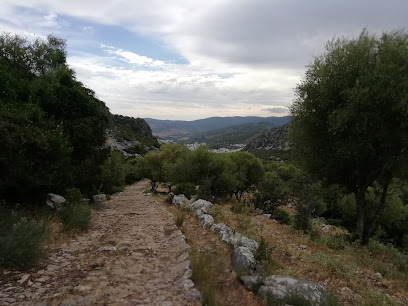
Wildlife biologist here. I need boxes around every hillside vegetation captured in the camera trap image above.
[185,121,276,149]
[0,32,157,269]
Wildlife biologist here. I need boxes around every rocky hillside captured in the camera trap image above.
[244,124,290,151]
[186,121,277,149]
[106,115,160,156]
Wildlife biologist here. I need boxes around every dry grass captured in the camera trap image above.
[211,204,407,306]
[166,204,261,306]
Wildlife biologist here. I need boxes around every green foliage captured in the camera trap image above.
[136,151,164,190]
[99,151,126,194]
[174,210,187,227]
[266,293,312,306]
[229,152,265,201]
[256,236,274,263]
[58,202,91,231]
[255,172,286,211]
[0,208,49,269]
[65,187,83,204]
[313,251,356,280]
[111,114,159,148]
[274,207,292,225]
[231,202,251,214]
[191,250,223,306]
[137,145,265,201]
[173,182,196,199]
[0,32,110,202]
[290,29,408,243]
[58,187,92,230]
[325,234,352,251]
[293,201,312,233]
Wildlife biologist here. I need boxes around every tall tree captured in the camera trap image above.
[290,29,408,244]
[0,32,109,201]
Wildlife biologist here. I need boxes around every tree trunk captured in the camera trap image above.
[367,180,391,238]
[355,188,367,244]
[234,191,242,202]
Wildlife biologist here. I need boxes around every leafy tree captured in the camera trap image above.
[229,152,264,201]
[136,151,164,190]
[99,151,127,194]
[0,32,109,201]
[290,29,408,243]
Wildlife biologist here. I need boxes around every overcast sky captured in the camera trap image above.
[1,1,407,120]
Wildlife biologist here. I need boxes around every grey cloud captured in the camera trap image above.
[182,0,408,69]
[263,107,288,113]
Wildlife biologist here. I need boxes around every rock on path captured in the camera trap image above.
[0,180,200,306]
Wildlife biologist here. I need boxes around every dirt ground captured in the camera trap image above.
[0,180,200,306]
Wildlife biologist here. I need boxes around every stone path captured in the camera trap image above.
[0,181,201,305]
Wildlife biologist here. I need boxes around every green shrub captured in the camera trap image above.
[231,202,250,214]
[58,202,91,230]
[274,207,292,225]
[0,215,49,269]
[191,250,223,306]
[173,182,196,199]
[174,210,187,227]
[326,234,351,250]
[293,202,312,233]
[234,214,255,237]
[256,236,274,263]
[313,251,355,280]
[196,183,213,202]
[65,187,83,204]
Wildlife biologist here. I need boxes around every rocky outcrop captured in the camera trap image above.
[172,194,190,208]
[210,223,259,254]
[190,199,214,213]
[106,114,160,157]
[240,275,328,305]
[244,124,290,151]
[198,214,214,228]
[46,193,66,210]
[232,247,263,276]
[92,194,107,203]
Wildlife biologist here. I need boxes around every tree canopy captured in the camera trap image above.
[290,29,408,243]
[0,32,110,201]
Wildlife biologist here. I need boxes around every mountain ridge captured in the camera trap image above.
[145,116,290,140]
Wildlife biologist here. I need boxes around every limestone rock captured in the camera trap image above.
[92,194,107,203]
[194,209,204,218]
[255,208,264,215]
[211,223,258,253]
[172,194,189,208]
[46,193,66,210]
[210,223,229,233]
[257,275,328,305]
[232,247,262,275]
[240,275,262,290]
[198,214,214,228]
[190,199,214,213]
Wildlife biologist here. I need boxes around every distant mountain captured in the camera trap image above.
[145,116,290,140]
[186,121,277,149]
[244,124,290,151]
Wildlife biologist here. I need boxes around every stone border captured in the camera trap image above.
[170,194,329,305]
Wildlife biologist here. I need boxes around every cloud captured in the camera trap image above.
[101,45,166,68]
[1,0,408,119]
[263,107,289,114]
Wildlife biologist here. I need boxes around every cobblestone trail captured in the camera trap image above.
[0,181,200,306]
